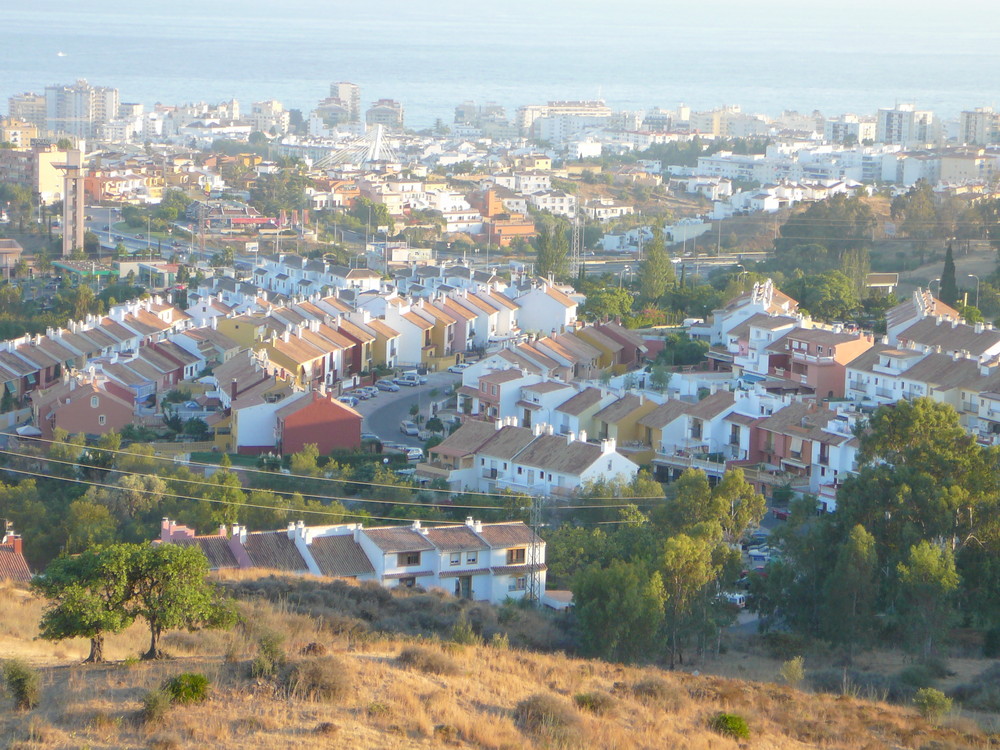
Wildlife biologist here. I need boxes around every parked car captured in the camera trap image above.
[399,420,419,436]
[349,388,372,400]
[402,369,429,384]
[359,386,380,398]
[376,379,400,392]
[394,374,419,387]
[404,447,424,462]
[723,592,747,608]
[447,362,471,374]
[183,400,200,409]
[337,395,359,407]
[360,432,380,442]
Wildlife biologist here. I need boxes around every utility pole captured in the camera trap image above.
[526,494,543,606]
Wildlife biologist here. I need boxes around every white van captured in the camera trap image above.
[723,592,746,608]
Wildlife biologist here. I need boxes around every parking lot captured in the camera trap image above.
[348,370,462,450]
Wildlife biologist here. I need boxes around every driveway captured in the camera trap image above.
[351,371,461,447]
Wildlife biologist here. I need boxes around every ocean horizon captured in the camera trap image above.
[3,0,1000,129]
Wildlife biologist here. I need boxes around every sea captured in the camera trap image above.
[3,0,1000,130]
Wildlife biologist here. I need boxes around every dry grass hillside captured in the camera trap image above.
[0,580,996,750]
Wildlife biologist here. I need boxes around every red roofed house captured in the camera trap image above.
[32,371,136,439]
[0,527,31,583]
[275,389,362,454]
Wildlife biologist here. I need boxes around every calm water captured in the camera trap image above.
[3,0,1000,128]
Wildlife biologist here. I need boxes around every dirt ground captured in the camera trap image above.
[891,242,997,301]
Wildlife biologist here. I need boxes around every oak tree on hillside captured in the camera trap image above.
[129,543,235,660]
[33,545,138,663]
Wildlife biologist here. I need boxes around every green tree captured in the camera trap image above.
[649,365,672,393]
[129,544,233,660]
[572,560,665,663]
[33,545,137,663]
[896,541,960,658]
[822,524,878,657]
[783,270,859,321]
[712,468,766,546]
[638,226,675,301]
[661,533,718,668]
[534,222,570,279]
[581,287,634,321]
[63,500,118,553]
[939,243,958,307]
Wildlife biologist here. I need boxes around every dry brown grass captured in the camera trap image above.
[0,582,996,749]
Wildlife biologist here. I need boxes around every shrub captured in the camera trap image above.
[983,626,1000,657]
[914,687,952,722]
[631,677,671,700]
[779,656,805,688]
[141,690,172,724]
[3,659,40,710]
[397,646,459,676]
[488,632,510,650]
[251,632,286,679]
[514,693,581,737]
[451,611,482,646]
[710,712,750,740]
[287,656,353,702]
[897,664,936,689]
[574,690,616,715]
[162,673,210,704]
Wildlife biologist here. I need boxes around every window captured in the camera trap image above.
[507,548,526,565]
[90,396,99,408]
[397,551,421,567]
[508,576,527,592]
[98,415,106,426]
[466,551,477,565]
[449,553,460,566]
[398,577,416,588]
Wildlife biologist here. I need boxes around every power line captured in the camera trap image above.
[0,443,667,511]
[13,435,670,505]
[0,463,418,525]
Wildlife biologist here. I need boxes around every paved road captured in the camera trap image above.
[350,371,461,448]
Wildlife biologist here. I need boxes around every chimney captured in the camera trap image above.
[532,423,543,436]
[509,416,519,428]
[579,429,587,442]
[282,329,290,343]
[411,519,422,531]
[287,522,296,538]
[474,520,483,533]
[566,431,576,444]
[230,379,238,400]
[160,517,172,542]
[600,438,616,454]
[495,419,503,431]
[3,533,22,555]
[952,319,959,328]
[465,516,475,527]
[545,424,554,435]
[976,322,985,334]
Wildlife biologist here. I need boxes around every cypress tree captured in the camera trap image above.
[939,243,958,306]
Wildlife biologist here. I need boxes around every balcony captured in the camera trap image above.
[482,467,497,479]
[847,380,865,392]
[791,351,835,365]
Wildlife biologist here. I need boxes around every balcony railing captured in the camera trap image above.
[482,467,497,479]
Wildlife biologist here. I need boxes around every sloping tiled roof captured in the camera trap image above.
[430,420,499,459]
[423,525,488,552]
[0,539,30,582]
[474,523,541,548]
[309,534,376,577]
[362,526,435,553]
[513,434,611,475]
[173,536,239,569]
[243,531,309,572]
[555,387,604,416]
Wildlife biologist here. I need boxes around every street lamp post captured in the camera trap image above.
[968,274,981,309]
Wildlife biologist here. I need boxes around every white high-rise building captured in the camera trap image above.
[329,82,361,122]
[959,107,1000,146]
[876,104,940,147]
[44,79,119,140]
